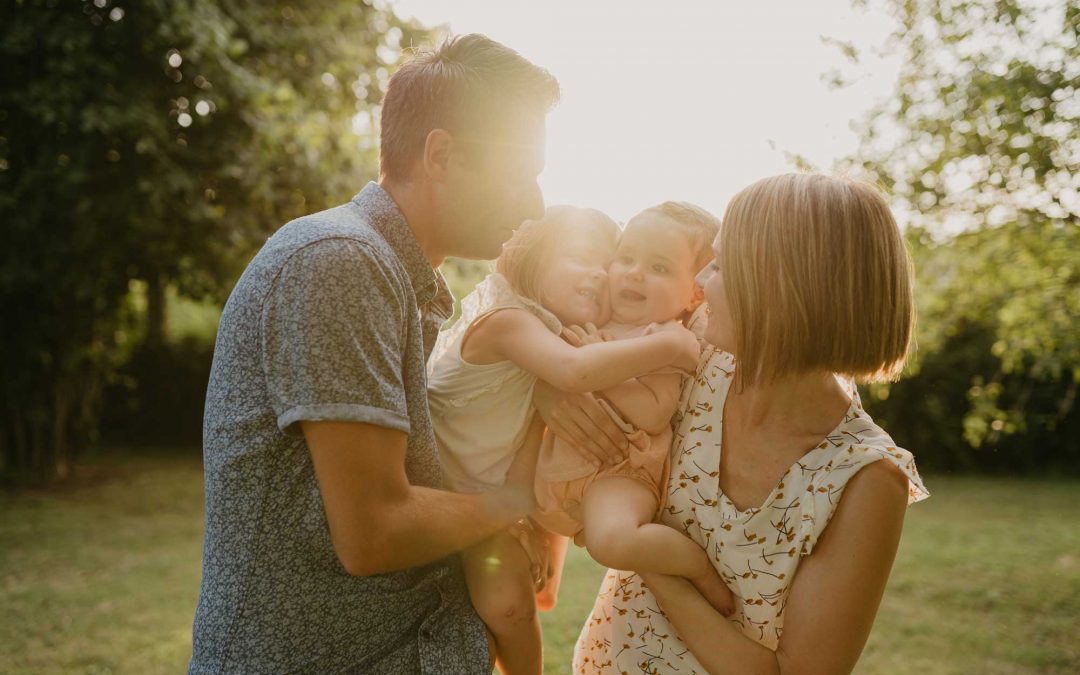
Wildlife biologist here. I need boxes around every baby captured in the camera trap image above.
[532,202,734,615]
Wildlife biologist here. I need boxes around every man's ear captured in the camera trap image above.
[422,129,453,183]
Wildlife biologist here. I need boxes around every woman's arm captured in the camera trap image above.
[642,460,909,675]
[471,308,698,393]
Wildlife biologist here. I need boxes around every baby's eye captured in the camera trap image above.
[652,263,669,274]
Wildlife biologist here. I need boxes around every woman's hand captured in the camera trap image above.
[533,380,629,467]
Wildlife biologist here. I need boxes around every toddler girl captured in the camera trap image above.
[532,202,735,614]
[427,205,700,675]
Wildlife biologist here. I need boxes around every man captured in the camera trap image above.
[189,34,560,674]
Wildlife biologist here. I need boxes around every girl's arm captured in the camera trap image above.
[469,308,698,393]
[640,460,909,675]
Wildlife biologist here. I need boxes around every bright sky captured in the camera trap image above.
[389,0,901,223]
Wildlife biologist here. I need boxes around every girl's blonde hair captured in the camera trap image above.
[719,173,914,388]
[496,205,619,303]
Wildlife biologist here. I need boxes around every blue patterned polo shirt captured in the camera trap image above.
[189,183,489,674]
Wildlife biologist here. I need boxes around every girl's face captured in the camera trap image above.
[537,227,615,327]
[695,239,736,352]
[608,213,700,326]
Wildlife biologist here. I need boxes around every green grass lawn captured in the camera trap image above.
[1,450,1077,674]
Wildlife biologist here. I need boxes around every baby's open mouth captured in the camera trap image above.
[619,289,646,302]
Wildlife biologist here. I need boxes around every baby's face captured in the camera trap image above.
[607,213,700,326]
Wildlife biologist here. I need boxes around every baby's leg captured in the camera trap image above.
[462,531,542,675]
[581,477,734,615]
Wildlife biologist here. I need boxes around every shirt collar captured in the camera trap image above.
[352,182,442,306]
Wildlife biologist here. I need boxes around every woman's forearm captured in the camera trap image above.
[640,572,780,675]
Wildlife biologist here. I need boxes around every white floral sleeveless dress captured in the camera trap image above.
[573,347,929,673]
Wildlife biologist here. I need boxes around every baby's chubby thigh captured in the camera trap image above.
[580,475,660,570]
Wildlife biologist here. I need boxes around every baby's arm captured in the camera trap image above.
[596,324,698,434]
[599,372,684,436]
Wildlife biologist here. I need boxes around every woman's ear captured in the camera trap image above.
[422,129,453,183]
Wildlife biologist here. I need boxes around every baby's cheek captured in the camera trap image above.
[596,292,613,326]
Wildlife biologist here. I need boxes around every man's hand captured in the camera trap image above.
[533,380,629,467]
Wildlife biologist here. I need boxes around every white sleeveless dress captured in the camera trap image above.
[573,347,929,672]
[427,272,562,493]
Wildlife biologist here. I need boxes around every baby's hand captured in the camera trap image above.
[562,323,611,347]
[690,566,737,617]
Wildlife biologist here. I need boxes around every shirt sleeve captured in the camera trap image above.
[260,237,411,437]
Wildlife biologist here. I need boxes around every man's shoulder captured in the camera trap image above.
[268,201,396,266]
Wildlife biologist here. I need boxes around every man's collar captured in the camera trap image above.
[352,182,441,306]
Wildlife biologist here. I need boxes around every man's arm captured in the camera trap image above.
[304,420,534,577]
[640,460,909,675]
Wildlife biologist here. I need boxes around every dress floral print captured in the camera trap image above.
[573,347,929,673]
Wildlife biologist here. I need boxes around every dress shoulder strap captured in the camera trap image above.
[796,442,930,556]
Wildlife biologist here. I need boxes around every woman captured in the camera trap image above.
[572,173,929,674]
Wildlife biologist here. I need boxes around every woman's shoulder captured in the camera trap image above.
[796,408,929,556]
[831,401,929,504]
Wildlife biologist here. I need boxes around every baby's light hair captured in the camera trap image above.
[496,205,619,304]
[636,201,721,271]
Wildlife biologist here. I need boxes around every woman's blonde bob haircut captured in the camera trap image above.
[496,205,619,304]
[719,173,914,389]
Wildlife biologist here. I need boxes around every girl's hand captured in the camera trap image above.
[562,323,611,347]
[657,326,701,373]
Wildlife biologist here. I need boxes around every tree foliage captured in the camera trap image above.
[840,0,1079,471]
[0,0,429,482]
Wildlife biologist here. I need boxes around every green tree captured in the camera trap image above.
[0,0,429,482]
[838,0,1079,471]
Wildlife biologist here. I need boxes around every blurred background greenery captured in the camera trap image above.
[1,0,1077,672]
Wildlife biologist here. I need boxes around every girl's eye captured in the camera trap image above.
[617,255,633,265]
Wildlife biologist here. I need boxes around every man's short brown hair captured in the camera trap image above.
[719,173,914,388]
[379,34,560,180]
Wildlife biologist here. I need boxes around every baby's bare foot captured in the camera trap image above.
[691,567,736,617]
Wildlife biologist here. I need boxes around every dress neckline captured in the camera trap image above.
[714,372,860,517]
